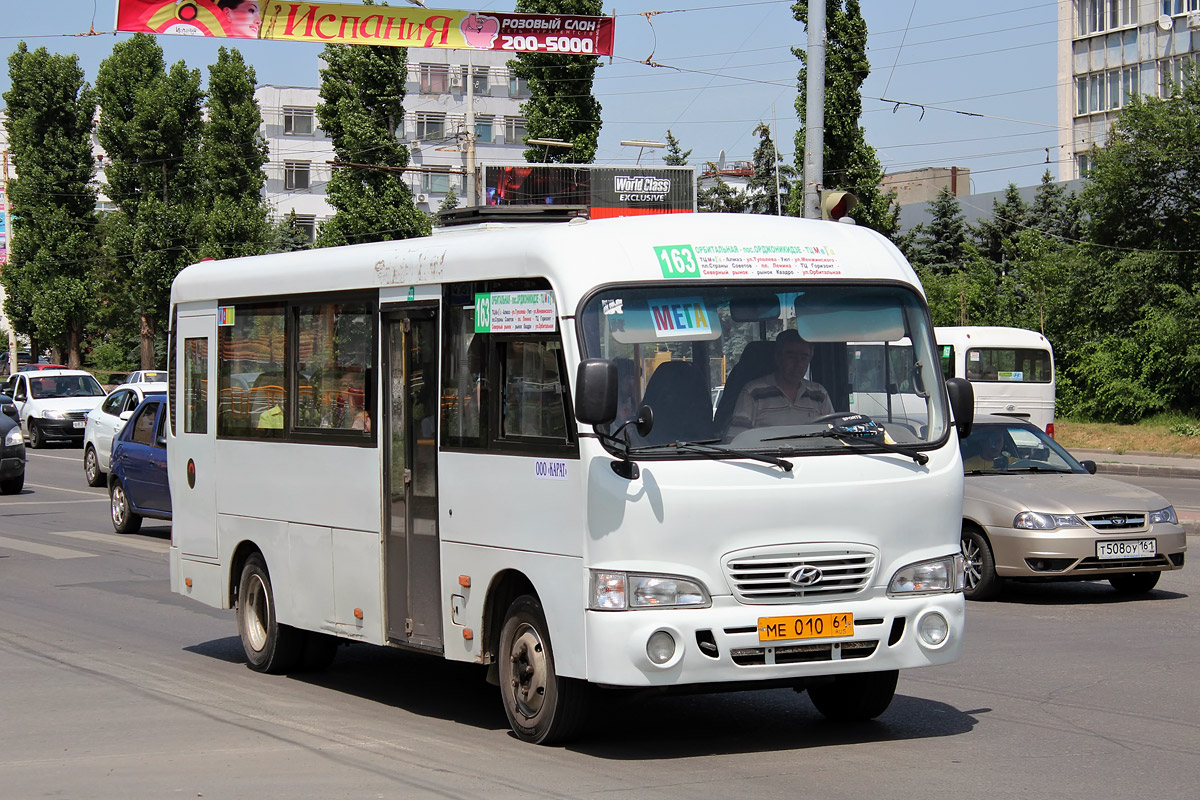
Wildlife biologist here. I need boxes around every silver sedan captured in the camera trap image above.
[959,416,1186,600]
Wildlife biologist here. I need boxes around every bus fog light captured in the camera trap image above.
[646,630,676,665]
[917,612,949,647]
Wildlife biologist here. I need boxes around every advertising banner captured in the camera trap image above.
[0,187,7,266]
[115,1,615,55]
[482,165,694,219]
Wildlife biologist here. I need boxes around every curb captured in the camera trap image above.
[1089,462,1200,479]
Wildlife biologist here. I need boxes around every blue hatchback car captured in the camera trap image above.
[109,395,171,534]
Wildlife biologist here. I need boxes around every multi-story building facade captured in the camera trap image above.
[1058,0,1200,180]
[258,50,531,240]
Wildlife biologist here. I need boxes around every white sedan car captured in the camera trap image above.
[122,370,167,384]
[82,381,167,487]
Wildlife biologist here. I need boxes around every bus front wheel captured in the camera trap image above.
[237,554,304,674]
[498,595,589,745]
[807,669,899,722]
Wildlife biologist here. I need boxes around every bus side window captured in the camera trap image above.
[499,339,569,441]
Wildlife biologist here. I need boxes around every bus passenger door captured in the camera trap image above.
[383,307,443,652]
[172,314,217,560]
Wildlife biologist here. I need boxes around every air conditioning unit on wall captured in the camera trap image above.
[416,193,429,203]
[1189,12,1200,29]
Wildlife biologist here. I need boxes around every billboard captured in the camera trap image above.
[0,187,6,265]
[114,1,615,55]
[481,165,695,219]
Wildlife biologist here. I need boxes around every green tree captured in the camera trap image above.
[269,211,312,253]
[437,186,461,217]
[746,123,795,216]
[790,0,897,234]
[662,130,691,165]
[2,44,99,368]
[971,183,1028,268]
[198,46,269,260]
[316,25,429,246]
[907,187,968,274]
[697,168,747,214]
[1027,169,1081,242]
[512,0,603,163]
[96,33,205,368]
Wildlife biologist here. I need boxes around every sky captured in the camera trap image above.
[0,1,1063,195]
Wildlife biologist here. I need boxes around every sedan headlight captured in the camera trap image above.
[42,409,66,420]
[4,426,23,447]
[1013,511,1086,530]
[888,555,964,596]
[590,570,710,610]
[1148,506,1178,525]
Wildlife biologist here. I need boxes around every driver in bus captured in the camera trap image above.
[726,328,834,440]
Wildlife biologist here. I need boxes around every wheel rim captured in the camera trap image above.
[508,622,549,719]
[29,424,40,447]
[85,450,98,482]
[961,535,982,590]
[111,485,127,527]
[242,573,269,652]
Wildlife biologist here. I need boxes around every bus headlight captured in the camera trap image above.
[590,571,711,610]
[888,555,963,596]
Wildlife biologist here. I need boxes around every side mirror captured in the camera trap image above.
[574,359,618,426]
[946,377,974,439]
[119,410,135,421]
[2,404,16,418]
[1079,459,1097,475]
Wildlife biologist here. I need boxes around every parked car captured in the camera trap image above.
[18,363,70,372]
[121,369,167,384]
[0,350,33,376]
[2,370,108,449]
[108,395,171,534]
[82,382,168,487]
[959,415,1186,599]
[0,399,26,494]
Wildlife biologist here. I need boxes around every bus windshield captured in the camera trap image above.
[579,282,948,456]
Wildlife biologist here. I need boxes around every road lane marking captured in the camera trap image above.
[0,534,97,559]
[23,452,85,462]
[47,530,170,554]
[25,483,106,497]
[0,498,107,505]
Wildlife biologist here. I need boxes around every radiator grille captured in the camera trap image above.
[1085,513,1146,531]
[724,546,877,604]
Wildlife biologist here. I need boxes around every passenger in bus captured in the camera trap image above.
[725,329,834,439]
[981,365,999,381]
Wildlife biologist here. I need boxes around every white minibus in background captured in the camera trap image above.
[167,211,973,744]
[934,326,1055,435]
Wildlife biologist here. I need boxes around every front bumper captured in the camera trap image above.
[33,418,88,441]
[0,451,25,478]
[584,592,964,687]
[986,523,1186,578]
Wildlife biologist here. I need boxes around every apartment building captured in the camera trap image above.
[1058,0,1200,180]
[258,50,530,240]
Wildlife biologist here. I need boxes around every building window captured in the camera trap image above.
[420,64,450,94]
[1159,55,1197,97]
[474,114,494,143]
[293,214,316,242]
[1162,1,1199,15]
[284,161,311,190]
[1079,0,1137,34]
[415,112,447,141]
[509,75,529,98]
[1077,153,1093,177]
[421,167,464,195]
[505,117,527,145]
[283,107,315,135]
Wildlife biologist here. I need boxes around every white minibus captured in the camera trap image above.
[935,326,1055,434]
[167,212,973,744]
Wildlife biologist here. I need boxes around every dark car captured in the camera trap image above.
[1,399,26,494]
[108,396,171,533]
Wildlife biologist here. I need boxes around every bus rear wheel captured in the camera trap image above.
[807,669,899,722]
[498,595,589,745]
[237,554,305,674]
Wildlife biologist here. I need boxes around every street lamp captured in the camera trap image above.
[620,139,666,165]
[527,138,574,162]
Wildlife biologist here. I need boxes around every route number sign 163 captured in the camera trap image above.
[654,245,700,278]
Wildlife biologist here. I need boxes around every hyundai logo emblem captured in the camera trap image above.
[788,565,823,587]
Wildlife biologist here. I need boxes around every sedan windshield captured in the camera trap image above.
[579,282,948,458]
[960,421,1086,475]
[30,375,106,399]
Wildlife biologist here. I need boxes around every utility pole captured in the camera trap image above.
[802,0,826,220]
[1,150,17,373]
[464,51,477,207]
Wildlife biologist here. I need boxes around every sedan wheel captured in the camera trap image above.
[960,527,1001,601]
[110,480,143,534]
[84,446,105,487]
[27,421,43,449]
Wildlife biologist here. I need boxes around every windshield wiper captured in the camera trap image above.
[764,419,929,466]
[1003,465,1072,474]
[629,439,794,472]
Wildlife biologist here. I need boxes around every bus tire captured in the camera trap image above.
[808,669,898,722]
[237,554,304,674]
[961,525,1000,600]
[110,479,142,535]
[498,594,589,745]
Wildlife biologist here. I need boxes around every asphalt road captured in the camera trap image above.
[2,446,1198,799]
